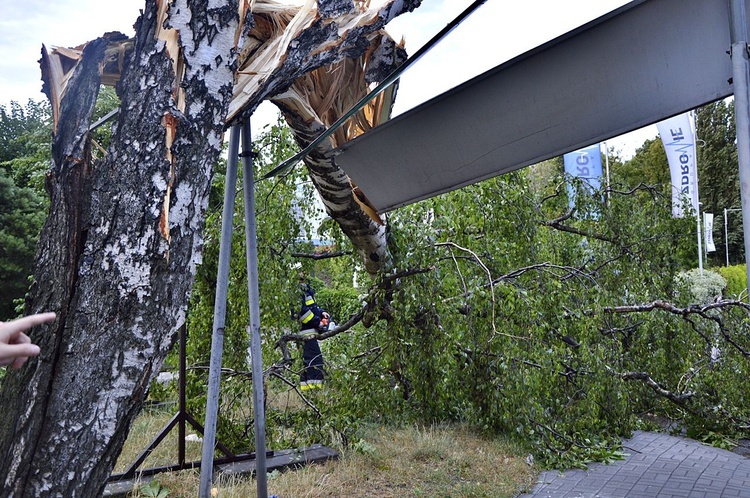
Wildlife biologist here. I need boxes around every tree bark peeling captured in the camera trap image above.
[0,1,241,495]
[271,34,408,274]
[0,36,109,497]
[0,1,423,494]
[228,0,420,124]
[318,0,355,19]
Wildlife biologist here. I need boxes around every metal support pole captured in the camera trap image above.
[693,111,704,273]
[726,207,730,266]
[603,141,611,202]
[241,120,268,498]
[199,124,241,497]
[729,0,750,296]
[178,325,186,466]
[697,207,704,273]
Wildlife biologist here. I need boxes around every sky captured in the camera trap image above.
[0,0,657,158]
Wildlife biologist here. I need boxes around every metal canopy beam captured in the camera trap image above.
[335,0,747,213]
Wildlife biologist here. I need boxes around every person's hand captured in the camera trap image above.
[0,312,56,370]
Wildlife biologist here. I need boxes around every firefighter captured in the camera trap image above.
[297,283,329,390]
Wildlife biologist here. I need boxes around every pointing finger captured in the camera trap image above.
[4,313,56,338]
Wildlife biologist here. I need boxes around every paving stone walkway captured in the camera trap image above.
[519,431,750,498]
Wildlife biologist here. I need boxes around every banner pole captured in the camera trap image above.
[694,111,704,273]
[604,142,610,202]
[729,0,750,297]
[725,208,730,266]
[697,210,704,273]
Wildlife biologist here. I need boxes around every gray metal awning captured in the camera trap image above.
[334,0,745,213]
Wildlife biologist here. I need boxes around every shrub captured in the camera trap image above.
[717,264,747,299]
[676,268,726,304]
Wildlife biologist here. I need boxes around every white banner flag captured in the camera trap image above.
[704,212,716,253]
[563,144,603,210]
[657,113,699,218]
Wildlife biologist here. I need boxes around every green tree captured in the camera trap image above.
[613,101,743,269]
[0,100,52,319]
[0,100,50,165]
[0,169,47,319]
[695,100,740,266]
[614,137,670,192]
[175,118,749,470]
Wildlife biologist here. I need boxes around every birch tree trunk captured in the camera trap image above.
[272,41,407,275]
[0,1,241,495]
[0,0,420,495]
[282,110,392,274]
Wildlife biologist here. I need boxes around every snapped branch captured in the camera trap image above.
[274,266,433,363]
[604,299,750,358]
[544,212,618,245]
[291,250,351,260]
[611,368,695,408]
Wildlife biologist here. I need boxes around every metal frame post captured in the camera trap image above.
[178,324,187,466]
[697,207,704,273]
[241,120,268,498]
[199,124,241,497]
[729,0,750,296]
[693,112,704,273]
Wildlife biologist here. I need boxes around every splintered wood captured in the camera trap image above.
[38,0,418,273]
[40,0,410,129]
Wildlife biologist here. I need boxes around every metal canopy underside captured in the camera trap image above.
[334,0,747,213]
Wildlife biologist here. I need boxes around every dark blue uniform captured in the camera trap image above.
[298,285,327,390]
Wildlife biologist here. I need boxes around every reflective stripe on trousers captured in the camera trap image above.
[300,379,323,390]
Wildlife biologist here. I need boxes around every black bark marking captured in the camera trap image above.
[318,0,354,18]
[365,36,407,83]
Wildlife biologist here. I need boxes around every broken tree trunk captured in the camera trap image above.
[0,0,421,495]
[272,34,407,274]
[0,0,242,494]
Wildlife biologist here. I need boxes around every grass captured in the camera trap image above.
[117,409,537,498]
[114,405,204,474]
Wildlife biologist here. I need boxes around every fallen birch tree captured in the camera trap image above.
[0,0,419,495]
